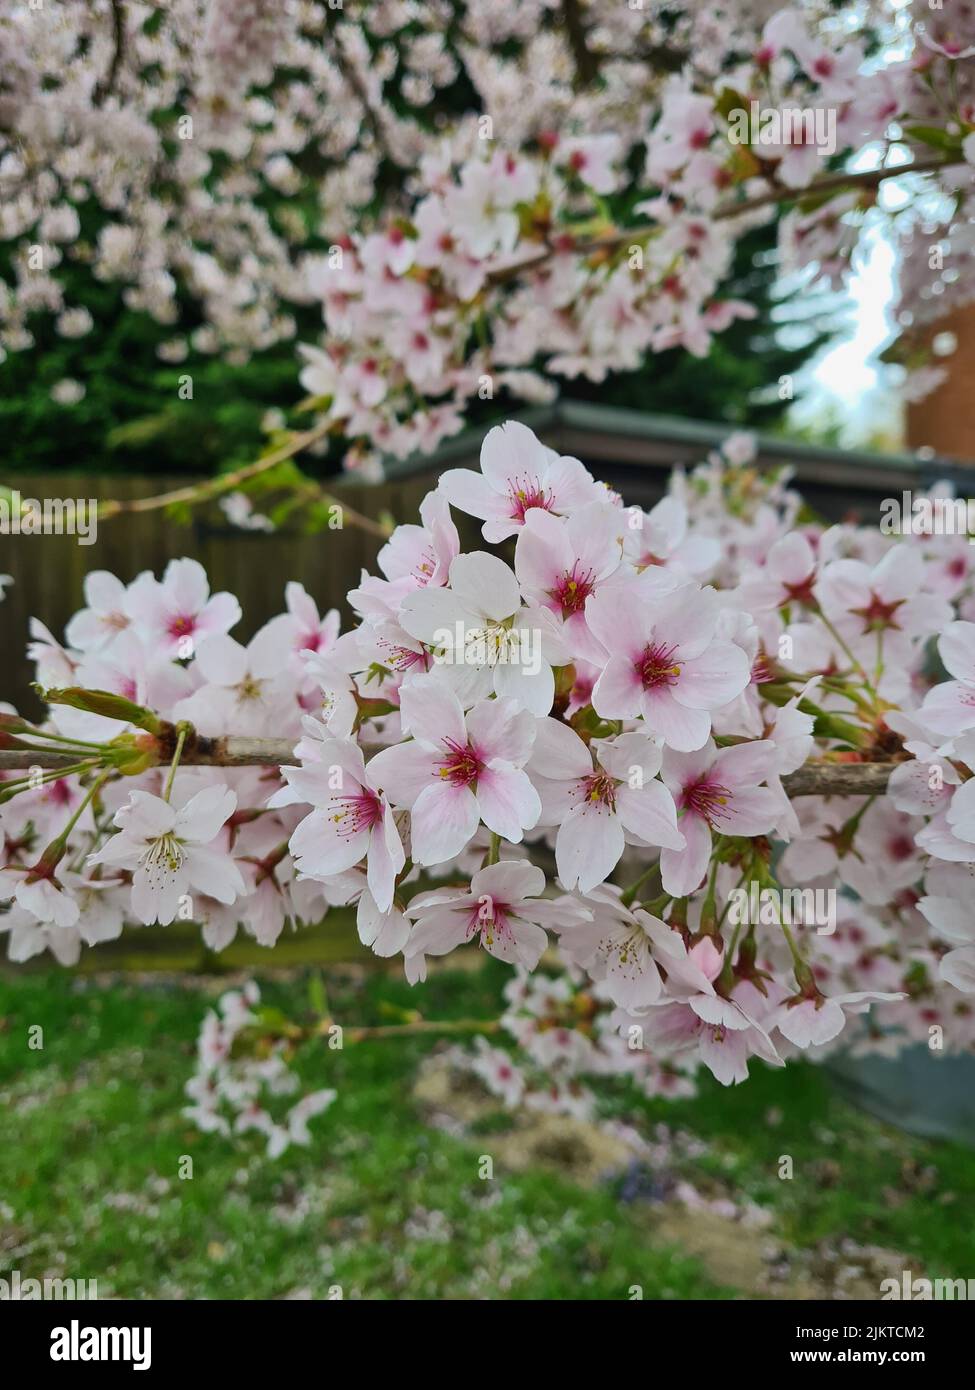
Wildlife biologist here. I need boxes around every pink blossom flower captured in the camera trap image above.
[439,421,599,543]
[554,883,688,1009]
[468,1036,525,1106]
[621,495,720,580]
[403,860,574,969]
[90,784,245,926]
[269,737,405,913]
[64,570,137,651]
[770,988,903,1048]
[399,550,569,715]
[588,582,751,751]
[514,501,624,664]
[174,626,295,736]
[660,740,781,895]
[366,676,541,865]
[528,719,684,891]
[126,558,241,660]
[260,582,341,676]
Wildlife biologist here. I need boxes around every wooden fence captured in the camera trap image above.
[0,471,434,716]
[0,403,945,717]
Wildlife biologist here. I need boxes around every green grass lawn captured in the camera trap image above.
[1,963,973,1300]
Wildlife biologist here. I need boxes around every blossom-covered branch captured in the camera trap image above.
[2,1,973,475]
[0,737,900,796]
[4,421,975,1111]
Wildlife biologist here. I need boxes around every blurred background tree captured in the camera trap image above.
[0,221,832,478]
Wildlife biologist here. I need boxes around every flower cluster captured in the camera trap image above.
[1,2,972,463]
[184,982,336,1158]
[5,420,975,1095]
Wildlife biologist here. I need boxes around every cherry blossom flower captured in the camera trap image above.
[64,571,138,652]
[439,421,600,543]
[514,502,624,664]
[659,740,781,895]
[588,583,751,751]
[174,628,296,737]
[403,860,577,969]
[126,558,241,661]
[89,785,245,926]
[770,988,904,1049]
[269,737,405,913]
[399,550,570,715]
[554,883,688,1009]
[367,677,541,865]
[528,719,684,891]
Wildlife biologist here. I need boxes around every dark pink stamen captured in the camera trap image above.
[637,641,681,691]
[436,737,484,788]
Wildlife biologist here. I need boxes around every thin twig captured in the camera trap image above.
[96,420,391,539]
[487,154,963,286]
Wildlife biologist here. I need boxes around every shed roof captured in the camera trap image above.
[381,400,963,518]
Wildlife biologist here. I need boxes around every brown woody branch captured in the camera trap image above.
[0,742,900,795]
[487,153,964,286]
[562,0,600,86]
[96,420,391,540]
[93,0,126,106]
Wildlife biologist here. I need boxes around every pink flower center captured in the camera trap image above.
[466,897,512,944]
[379,639,431,674]
[330,790,383,838]
[888,834,914,862]
[436,737,484,788]
[851,591,904,633]
[682,776,733,827]
[750,654,773,685]
[781,574,816,607]
[45,779,74,808]
[571,673,594,705]
[573,771,617,811]
[637,641,682,690]
[168,613,197,639]
[507,475,553,523]
[552,563,595,617]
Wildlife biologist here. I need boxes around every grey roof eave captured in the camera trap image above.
[376,399,938,493]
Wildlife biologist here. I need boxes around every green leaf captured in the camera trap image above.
[902,125,962,153]
[308,972,328,1019]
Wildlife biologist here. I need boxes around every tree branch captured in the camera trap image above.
[561,0,600,86]
[0,742,902,795]
[487,154,964,286]
[96,421,392,540]
[93,0,126,106]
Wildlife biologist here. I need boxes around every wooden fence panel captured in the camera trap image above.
[0,472,433,715]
